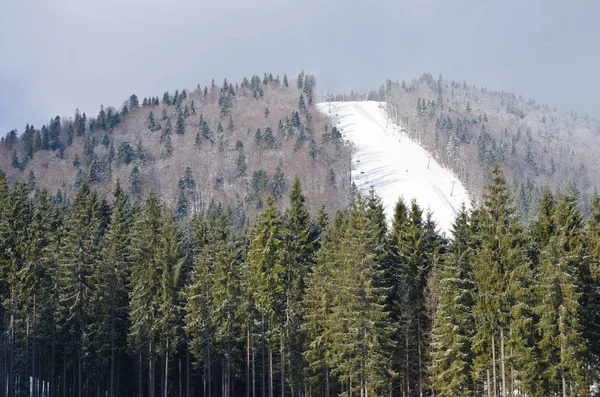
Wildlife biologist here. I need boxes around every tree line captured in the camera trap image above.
[1,166,599,397]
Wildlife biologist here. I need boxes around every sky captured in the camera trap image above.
[1,0,599,135]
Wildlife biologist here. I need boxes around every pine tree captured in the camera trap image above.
[101,181,133,397]
[207,213,242,397]
[57,184,105,396]
[129,166,142,202]
[247,196,286,397]
[327,194,393,396]
[281,177,315,394]
[303,211,346,396]
[586,194,600,369]
[129,193,181,397]
[472,166,537,396]
[270,162,286,200]
[536,189,593,395]
[165,135,173,158]
[430,204,475,397]
[176,109,185,135]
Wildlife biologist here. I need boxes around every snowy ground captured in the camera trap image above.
[316,101,471,235]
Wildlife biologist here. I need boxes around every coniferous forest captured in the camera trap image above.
[1,165,600,397]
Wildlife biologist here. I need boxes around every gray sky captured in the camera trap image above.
[1,0,599,134]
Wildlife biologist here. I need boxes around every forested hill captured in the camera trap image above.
[0,71,351,222]
[361,73,600,218]
[1,165,599,397]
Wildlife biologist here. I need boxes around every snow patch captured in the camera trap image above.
[317,101,471,234]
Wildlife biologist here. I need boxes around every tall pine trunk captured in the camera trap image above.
[405,326,410,397]
[208,339,212,397]
[500,326,506,397]
[186,346,190,397]
[139,352,143,397]
[110,315,114,397]
[51,327,55,397]
[262,318,266,397]
[269,345,274,397]
[78,348,82,397]
[149,341,155,397]
[247,328,251,397]
[417,316,423,397]
[9,315,14,397]
[280,332,285,397]
[252,335,256,397]
[32,298,36,397]
[164,343,169,397]
[492,335,497,397]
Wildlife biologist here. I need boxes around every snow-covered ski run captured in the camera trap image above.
[316,101,471,235]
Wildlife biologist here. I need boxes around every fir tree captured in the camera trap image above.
[430,205,475,396]
[176,109,185,135]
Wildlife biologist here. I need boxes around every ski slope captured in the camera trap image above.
[316,101,471,234]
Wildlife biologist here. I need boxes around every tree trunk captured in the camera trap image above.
[492,335,497,397]
[149,341,155,397]
[417,316,423,397]
[280,332,285,397]
[179,358,182,397]
[164,343,169,397]
[186,346,190,397]
[78,348,82,397]
[62,360,66,397]
[9,315,14,397]
[33,297,36,397]
[110,315,115,397]
[252,335,256,397]
[487,369,491,397]
[208,339,212,397]
[247,328,251,397]
[51,327,55,397]
[500,327,506,397]
[262,317,266,397]
[269,345,274,397]
[227,334,231,397]
[405,326,410,397]
[139,352,143,397]
[325,364,329,397]
[561,329,567,397]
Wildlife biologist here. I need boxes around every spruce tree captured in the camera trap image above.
[327,194,393,396]
[247,196,285,397]
[472,166,537,396]
[57,184,105,396]
[430,204,475,397]
[101,181,133,396]
[176,109,185,135]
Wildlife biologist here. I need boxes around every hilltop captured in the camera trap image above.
[0,72,351,222]
[337,73,600,217]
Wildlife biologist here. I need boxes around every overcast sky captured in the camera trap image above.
[1,0,599,134]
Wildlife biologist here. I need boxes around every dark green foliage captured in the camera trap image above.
[176,109,185,135]
[270,160,286,200]
[117,142,135,165]
[1,158,600,397]
[164,135,173,157]
[129,165,142,201]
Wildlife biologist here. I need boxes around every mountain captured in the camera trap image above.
[343,73,600,218]
[0,72,351,222]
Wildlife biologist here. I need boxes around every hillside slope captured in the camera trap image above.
[381,73,600,217]
[317,101,470,233]
[0,72,351,220]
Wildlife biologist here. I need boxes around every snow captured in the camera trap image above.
[316,101,471,235]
